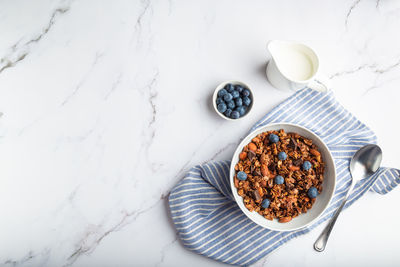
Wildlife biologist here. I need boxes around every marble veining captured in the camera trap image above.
[330,56,400,95]
[0,2,71,74]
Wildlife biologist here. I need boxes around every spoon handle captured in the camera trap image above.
[313,182,355,252]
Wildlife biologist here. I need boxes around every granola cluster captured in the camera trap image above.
[234,129,324,223]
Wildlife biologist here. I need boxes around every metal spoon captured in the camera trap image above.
[314,144,382,252]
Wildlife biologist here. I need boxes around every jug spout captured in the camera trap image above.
[267,40,294,59]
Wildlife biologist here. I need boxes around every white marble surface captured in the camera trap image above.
[0,0,399,266]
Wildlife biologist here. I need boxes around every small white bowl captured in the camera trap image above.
[230,123,336,231]
[212,81,254,121]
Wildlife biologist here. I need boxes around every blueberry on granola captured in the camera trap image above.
[308,187,318,198]
[261,198,270,209]
[269,134,279,143]
[302,161,312,171]
[274,175,284,185]
[237,171,247,181]
[278,151,287,161]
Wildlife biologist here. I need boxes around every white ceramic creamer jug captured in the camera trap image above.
[266,40,329,92]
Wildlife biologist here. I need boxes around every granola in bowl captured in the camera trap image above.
[234,129,325,223]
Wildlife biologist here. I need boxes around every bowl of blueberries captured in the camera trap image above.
[213,81,253,120]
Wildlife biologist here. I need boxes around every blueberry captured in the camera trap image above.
[225,83,235,93]
[223,93,233,102]
[231,90,240,99]
[274,175,284,185]
[235,98,243,107]
[217,103,227,113]
[242,89,250,97]
[261,199,270,209]
[216,97,224,105]
[236,106,246,116]
[218,89,228,97]
[227,100,235,109]
[278,151,287,161]
[269,134,279,143]
[302,161,312,171]
[243,96,251,106]
[224,108,232,117]
[235,85,244,93]
[308,187,318,198]
[230,110,240,119]
[237,171,247,181]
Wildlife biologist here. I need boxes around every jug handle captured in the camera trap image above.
[307,74,331,92]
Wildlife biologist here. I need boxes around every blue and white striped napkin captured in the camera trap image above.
[168,88,400,266]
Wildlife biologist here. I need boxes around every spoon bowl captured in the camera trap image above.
[350,144,382,182]
[314,144,382,252]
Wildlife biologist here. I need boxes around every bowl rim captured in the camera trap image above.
[229,122,336,231]
[212,80,254,121]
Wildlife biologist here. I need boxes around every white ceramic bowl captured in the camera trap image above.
[230,123,336,231]
[212,80,253,121]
